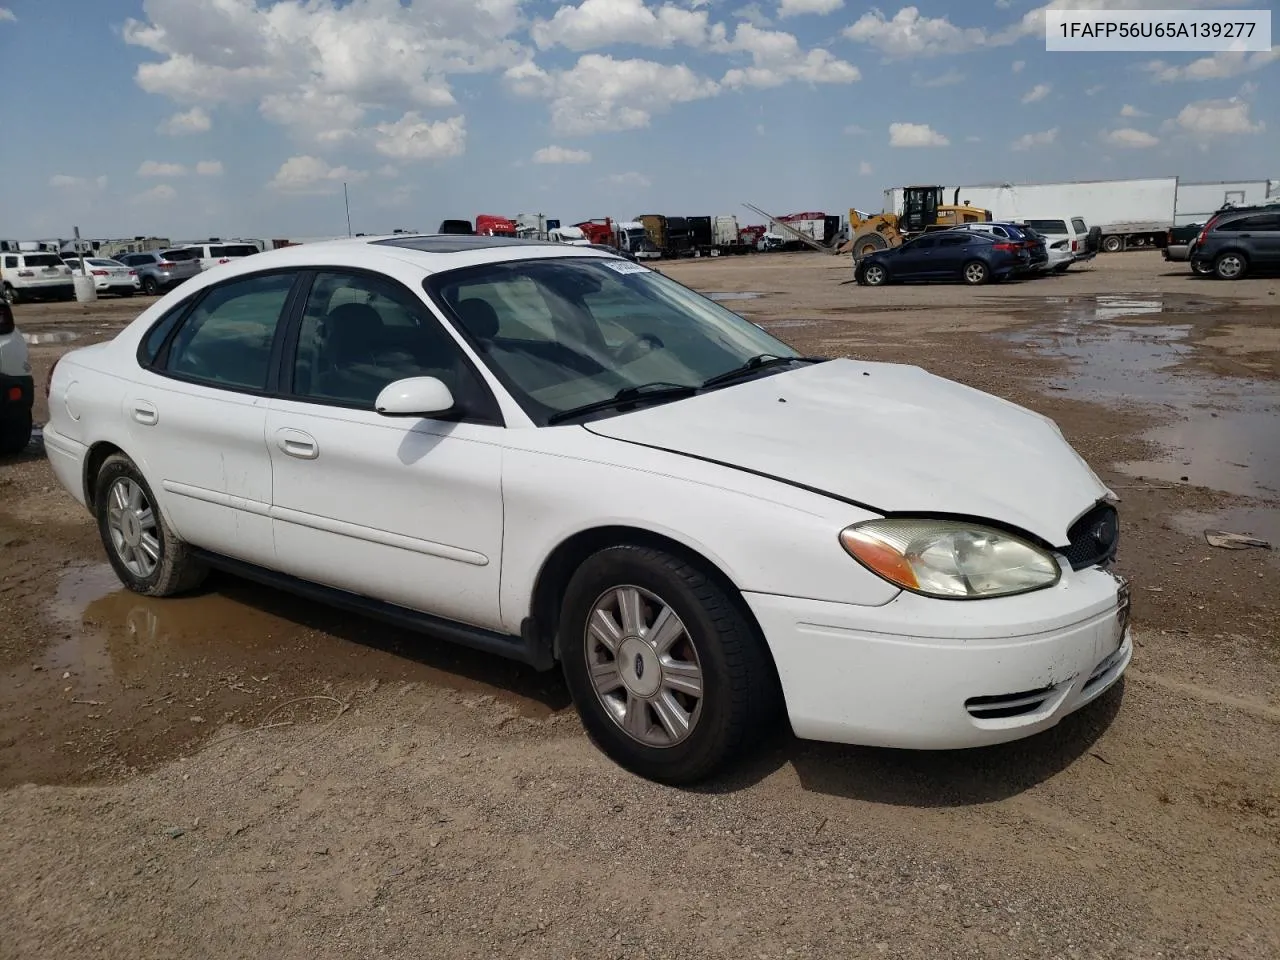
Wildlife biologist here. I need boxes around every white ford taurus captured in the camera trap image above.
[43,235,1132,783]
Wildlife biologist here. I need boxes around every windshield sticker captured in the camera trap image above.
[600,259,652,275]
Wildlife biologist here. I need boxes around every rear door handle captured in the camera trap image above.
[131,400,158,426]
[276,427,318,460]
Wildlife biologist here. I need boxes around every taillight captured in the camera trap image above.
[992,242,1017,252]
[1197,214,1220,246]
[157,260,174,267]
[1071,240,1078,252]
[91,270,109,276]
[218,258,231,264]
[129,270,137,276]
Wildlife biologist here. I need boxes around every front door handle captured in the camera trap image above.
[132,400,158,426]
[276,428,318,460]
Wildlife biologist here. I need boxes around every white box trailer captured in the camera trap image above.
[945,177,1178,252]
[1173,180,1280,226]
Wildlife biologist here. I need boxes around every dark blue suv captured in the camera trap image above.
[855,230,1030,286]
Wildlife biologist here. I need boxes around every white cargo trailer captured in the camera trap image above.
[943,178,1178,252]
[1173,180,1280,226]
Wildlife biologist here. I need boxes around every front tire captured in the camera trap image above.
[861,262,888,286]
[1102,235,1123,253]
[962,260,990,285]
[3,283,19,304]
[559,545,778,784]
[94,453,208,596]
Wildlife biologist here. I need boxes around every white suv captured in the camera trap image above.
[1,251,74,302]
[0,295,33,454]
[181,242,262,272]
[1023,218,1092,272]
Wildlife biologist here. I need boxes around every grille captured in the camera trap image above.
[965,684,1057,720]
[1060,502,1119,571]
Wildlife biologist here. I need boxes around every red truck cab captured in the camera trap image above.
[475,215,517,237]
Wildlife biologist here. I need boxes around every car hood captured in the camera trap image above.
[583,358,1111,546]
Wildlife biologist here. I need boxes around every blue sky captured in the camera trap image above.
[0,0,1275,241]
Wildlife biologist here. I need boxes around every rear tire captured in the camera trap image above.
[142,277,160,296]
[94,453,208,597]
[0,410,32,456]
[559,544,778,785]
[1191,260,1214,276]
[1102,235,1123,253]
[1213,252,1247,280]
[962,260,990,285]
[2,283,16,304]
[1054,262,1071,273]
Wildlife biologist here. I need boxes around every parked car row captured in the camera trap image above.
[855,218,1096,287]
[1166,202,1280,280]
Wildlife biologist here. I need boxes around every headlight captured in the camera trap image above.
[839,519,1060,599]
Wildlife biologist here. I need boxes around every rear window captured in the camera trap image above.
[1071,218,1088,234]
[161,249,199,261]
[1217,214,1280,232]
[25,254,64,267]
[1026,219,1068,234]
[212,245,259,258]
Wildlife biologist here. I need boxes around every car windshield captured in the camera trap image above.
[427,256,797,425]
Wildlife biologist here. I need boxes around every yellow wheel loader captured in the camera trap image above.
[844,186,992,258]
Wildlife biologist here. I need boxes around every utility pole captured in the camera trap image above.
[344,182,352,237]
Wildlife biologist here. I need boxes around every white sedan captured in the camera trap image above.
[63,257,141,296]
[42,235,1131,783]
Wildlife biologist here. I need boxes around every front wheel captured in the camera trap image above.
[1102,235,1123,253]
[2,283,17,304]
[861,262,888,286]
[559,545,778,784]
[94,453,208,596]
[1214,252,1247,280]
[962,260,990,285]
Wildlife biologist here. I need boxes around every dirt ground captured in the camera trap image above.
[1,251,1277,959]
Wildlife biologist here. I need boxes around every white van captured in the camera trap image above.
[180,241,262,272]
[1022,217,1093,271]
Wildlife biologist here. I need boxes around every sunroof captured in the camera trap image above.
[371,235,553,253]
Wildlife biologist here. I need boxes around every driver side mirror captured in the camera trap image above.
[374,377,456,418]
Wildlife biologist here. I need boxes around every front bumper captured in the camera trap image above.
[746,565,1131,749]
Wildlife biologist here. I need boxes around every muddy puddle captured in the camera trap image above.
[0,564,568,785]
[706,291,763,301]
[22,330,82,345]
[1007,296,1280,498]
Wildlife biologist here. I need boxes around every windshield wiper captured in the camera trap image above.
[547,382,699,425]
[700,354,824,390]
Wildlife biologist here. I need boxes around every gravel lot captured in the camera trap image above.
[1,251,1277,959]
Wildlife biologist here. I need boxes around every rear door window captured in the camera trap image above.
[938,236,972,247]
[1218,214,1280,232]
[1071,218,1088,235]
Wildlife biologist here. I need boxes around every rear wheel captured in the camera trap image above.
[1213,252,1247,280]
[1054,262,1071,273]
[1102,235,1123,253]
[962,260,990,285]
[1191,260,1214,276]
[94,453,208,596]
[559,545,778,784]
[0,410,31,456]
[2,283,16,304]
[142,276,160,296]
[853,232,888,257]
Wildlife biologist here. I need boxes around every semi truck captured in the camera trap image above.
[918,178,1178,252]
[617,221,661,259]
[1173,180,1280,226]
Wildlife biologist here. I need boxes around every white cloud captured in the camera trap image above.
[733,3,773,27]
[533,145,593,164]
[716,23,859,88]
[1142,49,1279,83]
[195,160,224,176]
[1012,127,1058,150]
[531,0,714,50]
[1102,128,1160,148]
[377,164,400,178]
[777,0,844,17]
[913,68,964,88]
[158,106,211,135]
[122,0,525,143]
[995,0,1013,7]
[844,7,986,58]
[1119,104,1146,118]
[1021,83,1050,103]
[859,160,873,175]
[1173,97,1265,138]
[844,123,867,135]
[1011,59,1025,73]
[269,155,368,194]
[1085,83,1105,95]
[889,122,949,147]
[507,54,720,134]
[965,135,982,142]
[137,160,187,177]
[49,174,107,190]
[0,8,14,22]
[136,184,177,203]
[605,171,652,188]
[372,113,467,160]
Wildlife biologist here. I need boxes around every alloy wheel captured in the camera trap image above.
[964,262,987,284]
[864,264,886,285]
[584,585,704,747]
[1216,255,1244,279]
[106,477,161,578]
